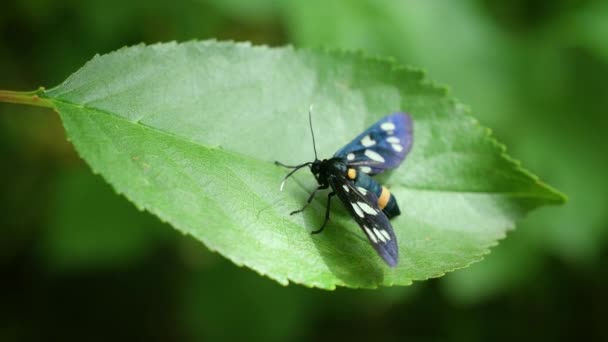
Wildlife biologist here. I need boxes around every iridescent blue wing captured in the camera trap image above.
[334,113,413,175]
[328,175,398,267]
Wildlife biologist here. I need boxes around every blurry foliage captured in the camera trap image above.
[0,0,606,340]
[42,168,170,272]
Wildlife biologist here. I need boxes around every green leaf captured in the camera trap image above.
[29,41,563,289]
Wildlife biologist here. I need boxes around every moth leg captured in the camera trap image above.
[311,191,335,234]
[290,184,328,215]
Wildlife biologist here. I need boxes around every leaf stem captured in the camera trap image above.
[0,88,54,109]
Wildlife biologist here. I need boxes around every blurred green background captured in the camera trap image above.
[1,0,607,340]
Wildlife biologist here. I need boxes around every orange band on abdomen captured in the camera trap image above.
[378,186,391,209]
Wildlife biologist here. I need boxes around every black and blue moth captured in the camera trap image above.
[276,112,413,267]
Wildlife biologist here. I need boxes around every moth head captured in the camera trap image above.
[310,160,322,175]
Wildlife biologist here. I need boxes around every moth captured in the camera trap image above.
[276,107,413,267]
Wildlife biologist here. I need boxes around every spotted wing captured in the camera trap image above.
[328,175,399,267]
[334,112,413,175]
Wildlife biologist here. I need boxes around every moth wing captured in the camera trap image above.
[329,175,399,267]
[334,112,413,175]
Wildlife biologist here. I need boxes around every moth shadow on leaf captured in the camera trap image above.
[296,190,386,288]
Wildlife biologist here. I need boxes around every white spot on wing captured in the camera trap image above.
[387,136,400,144]
[352,202,364,217]
[357,201,377,215]
[364,226,377,243]
[364,149,385,163]
[347,153,355,161]
[361,135,376,147]
[373,228,387,243]
[356,187,368,195]
[342,184,349,192]
[380,229,391,241]
[381,122,396,131]
[360,166,372,174]
[391,143,403,152]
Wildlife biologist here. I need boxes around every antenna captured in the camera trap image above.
[309,104,318,160]
[274,105,319,191]
[278,162,312,191]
